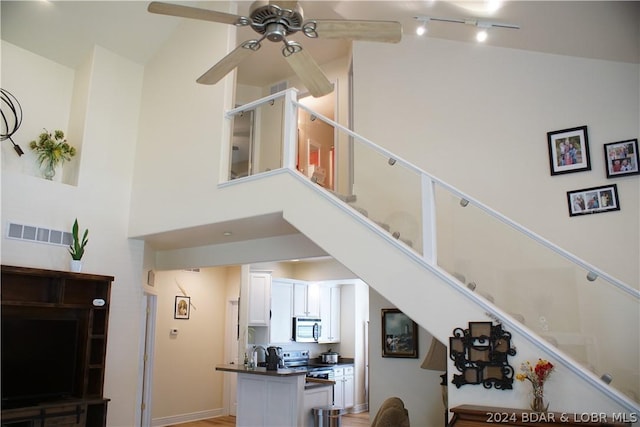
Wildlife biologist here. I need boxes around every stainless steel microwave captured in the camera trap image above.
[292,317,321,342]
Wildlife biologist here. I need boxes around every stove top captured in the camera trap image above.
[282,349,310,369]
[282,350,333,378]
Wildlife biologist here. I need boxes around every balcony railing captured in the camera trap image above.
[224,88,640,406]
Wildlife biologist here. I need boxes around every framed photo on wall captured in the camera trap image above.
[567,184,620,217]
[604,139,639,178]
[381,308,418,358]
[547,126,591,175]
[174,296,190,319]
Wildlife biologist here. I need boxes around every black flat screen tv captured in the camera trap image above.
[1,316,79,407]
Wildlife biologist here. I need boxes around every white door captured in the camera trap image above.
[225,299,240,415]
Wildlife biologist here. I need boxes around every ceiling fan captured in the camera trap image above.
[147,1,402,97]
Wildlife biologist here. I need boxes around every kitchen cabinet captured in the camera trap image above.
[293,281,320,317]
[332,365,354,409]
[270,280,293,343]
[229,367,306,427]
[319,284,341,343]
[248,271,271,326]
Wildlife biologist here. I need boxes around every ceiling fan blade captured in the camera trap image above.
[196,42,258,85]
[284,49,333,98]
[148,2,245,26]
[312,20,402,43]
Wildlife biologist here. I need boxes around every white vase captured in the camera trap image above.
[70,260,83,272]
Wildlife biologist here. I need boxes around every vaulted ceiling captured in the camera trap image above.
[2,1,638,91]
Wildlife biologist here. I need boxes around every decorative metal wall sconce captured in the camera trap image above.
[449,321,516,389]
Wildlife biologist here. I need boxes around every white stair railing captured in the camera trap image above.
[224,89,640,408]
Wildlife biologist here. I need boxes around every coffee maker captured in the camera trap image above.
[266,346,283,371]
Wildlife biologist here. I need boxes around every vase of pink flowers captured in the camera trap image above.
[516,358,554,413]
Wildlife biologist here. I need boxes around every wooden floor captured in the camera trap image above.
[168,411,369,427]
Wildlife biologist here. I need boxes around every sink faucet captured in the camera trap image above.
[252,345,266,367]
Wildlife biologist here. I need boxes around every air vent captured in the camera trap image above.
[270,81,288,95]
[6,222,72,247]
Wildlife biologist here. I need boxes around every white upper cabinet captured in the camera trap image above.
[293,281,320,317]
[270,280,294,343]
[318,284,341,343]
[248,271,271,326]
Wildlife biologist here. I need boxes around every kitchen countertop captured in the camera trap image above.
[215,364,307,377]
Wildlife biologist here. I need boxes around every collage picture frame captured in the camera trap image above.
[604,139,639,178]
[567,184,620,217]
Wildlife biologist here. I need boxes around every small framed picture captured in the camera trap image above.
[381,308,418,358]
[174,296,190,319]
[567,184,620,217]
[547,126,591,175]
[604,139,639,178]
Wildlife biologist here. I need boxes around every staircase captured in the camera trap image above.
[221,89,640,416]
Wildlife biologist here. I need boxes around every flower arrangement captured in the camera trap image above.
[516,358,554,412]
[29,129,76,179]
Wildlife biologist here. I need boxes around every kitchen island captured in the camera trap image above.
[216,364,334,427]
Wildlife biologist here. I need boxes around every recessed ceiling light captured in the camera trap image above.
[223,231,232,236]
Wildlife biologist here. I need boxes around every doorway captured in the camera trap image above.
[298,91,336,190]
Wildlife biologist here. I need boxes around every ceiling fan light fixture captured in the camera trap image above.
[282,40,303,57]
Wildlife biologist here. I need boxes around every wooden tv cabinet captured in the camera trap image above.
[0,398,109,427]
[1,265,113,427]
[449,405,632,426]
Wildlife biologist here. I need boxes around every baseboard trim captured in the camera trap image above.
[152,408,224,427]
[348,403,369,414]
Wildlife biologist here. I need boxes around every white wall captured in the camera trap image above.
[1,41,75,179]
[1,44,146,427]
[353,36,639,288]
[353,34,639,420]
[130,18,233,237]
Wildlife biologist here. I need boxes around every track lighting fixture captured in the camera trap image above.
[476,22,490,42]
[415,17,429,36]
[414,15,519,42]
